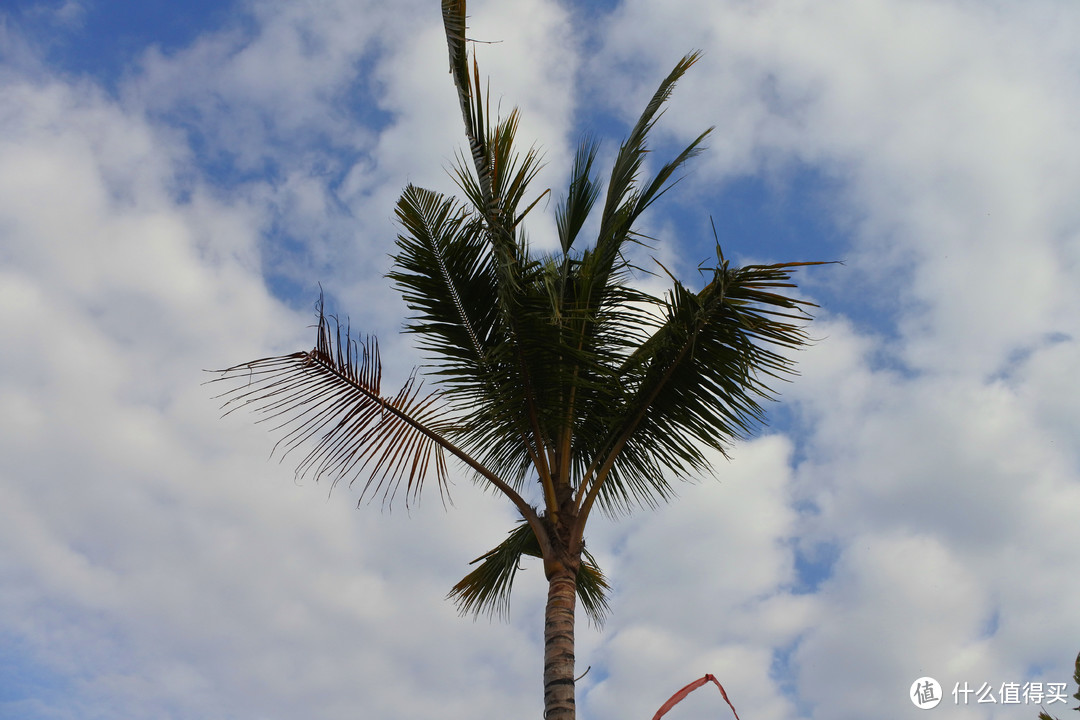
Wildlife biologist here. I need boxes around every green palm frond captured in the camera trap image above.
[450,109,544,227]
[1074,650,1080,708]
[391,170,559,480]
[390,189,553,487]
[542,55,712,467]
[390,184,498,386]
[1037,650,1080,719]
[449,521,610,627]
[575,548,612,628]
[556,137,601,255]
[580,257,825,516]
[595,53,709,268]
[209,300,452,507]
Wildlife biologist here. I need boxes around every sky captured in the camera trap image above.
[1,0,1079,719]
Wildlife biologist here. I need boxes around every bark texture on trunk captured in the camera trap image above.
[543,566,577,720]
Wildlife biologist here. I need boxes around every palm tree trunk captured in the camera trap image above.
[543,565,577,719]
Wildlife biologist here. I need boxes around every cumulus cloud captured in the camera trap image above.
[2,0,1079,719]
[0,2,585,718]
[582,2,1080,718]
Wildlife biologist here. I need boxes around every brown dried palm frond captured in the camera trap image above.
[208,300,453,508]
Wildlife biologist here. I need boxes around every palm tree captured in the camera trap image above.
[211,2,823,718]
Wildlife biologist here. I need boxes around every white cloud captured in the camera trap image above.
[2,0,1080,719]
[0,2,585,718]
[783,318,1080,718]
[119,0,580,326]
[582,436,813,720]
[579,1,1080,718]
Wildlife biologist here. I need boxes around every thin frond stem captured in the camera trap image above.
[513,187,550,229]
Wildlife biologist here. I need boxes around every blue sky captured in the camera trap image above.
[2,1,1079,719]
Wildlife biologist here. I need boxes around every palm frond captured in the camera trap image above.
[390,184,498,382]
[450,107,545,254]
[1034,654,1080,720]
[580,256,827,516]
[390,183,558,490]
[576,546,612,628]
[596,53,704,261]
[449,521,610,627]
[556,54,709,416]
[556,137,601,256]
[209,300,452,508]
[631,126,711,219]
